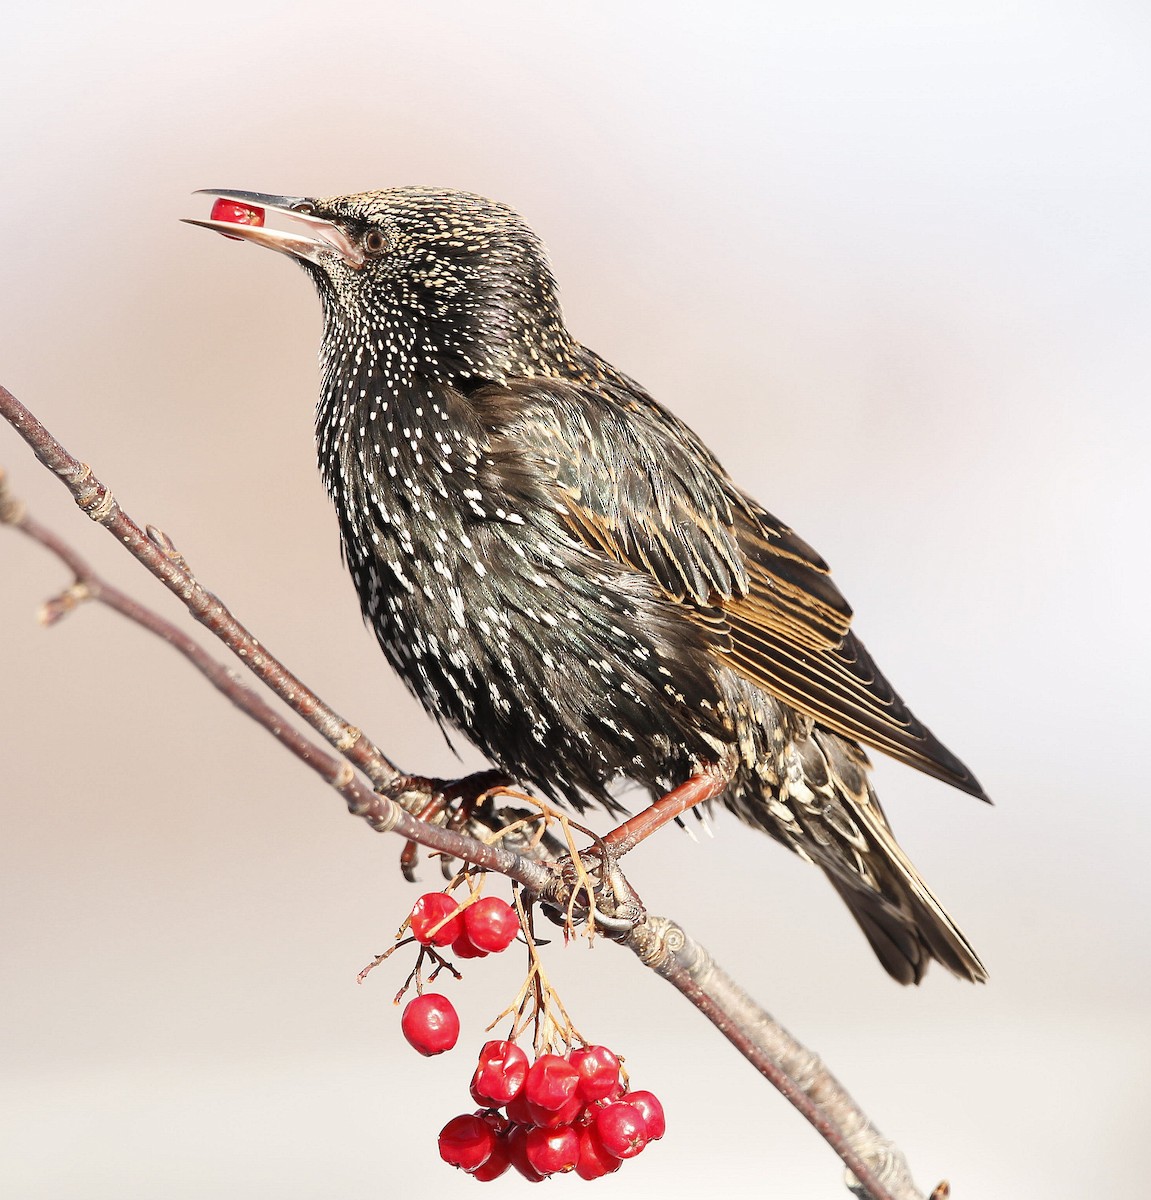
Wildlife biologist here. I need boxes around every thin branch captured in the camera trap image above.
[0,383,404,796]
[626,916,928,1199]
[0,471,554,893]
[1,387,943,1200]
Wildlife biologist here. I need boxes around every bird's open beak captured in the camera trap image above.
[182,189,365,269]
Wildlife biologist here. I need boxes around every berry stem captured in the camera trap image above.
[485,887,584,1059]
[357,934,415,984]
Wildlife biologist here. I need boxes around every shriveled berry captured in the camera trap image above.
[506,1124,546,1182]
[471,1040,529,1106]
[626,1089,666,1140]
[527,1093,584,1129]
[525,1124,580,1176]
[525,1053,580,1111]
[569,1044,622,1102]
[451,931,489,960]
[463,896,520,953]
[408,892,464,947]
[504,1089,535,1128]
[595,1101,649,1159]
[400,993,459,1056]
[470,1132,512,1181]
[575,1123,623,1180]
[209,198,265,241]
[438,1113,494,1172]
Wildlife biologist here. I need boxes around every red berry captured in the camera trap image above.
[451,931,489,960]
[527,1093,584,1129]
[504,1089,535,1127]
[575,1123,623,1180]
[400,993,459,1056]
[525,1054,580,1111]
[408,892,464,946]
[506,1124,546,1182]
[209,198,265,241]
[438,1113,494,1172]
[471,1040,529,1105]
[595,1101,649,1158]
[463,896,520,953]
[470,1132,511,1181]
[569,1044,622,1102]
[626,1089,666,1140]
[525,1124,580,1175]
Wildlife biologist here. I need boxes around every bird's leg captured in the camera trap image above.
[600,763,732,857]
[549,763,733,938]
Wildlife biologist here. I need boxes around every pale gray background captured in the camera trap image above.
[2,3,1148,1197]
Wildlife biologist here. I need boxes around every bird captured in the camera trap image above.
[187,187,989,985]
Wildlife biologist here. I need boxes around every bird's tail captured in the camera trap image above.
[791,730,987,985]
[824,833,987,985]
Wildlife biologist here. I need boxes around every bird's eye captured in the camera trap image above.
[363,229,388,254]
[291,201,316,215]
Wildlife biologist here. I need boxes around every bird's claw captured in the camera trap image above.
[550,847,646,937]
[390,769,516,880]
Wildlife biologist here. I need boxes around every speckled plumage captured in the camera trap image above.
[197,186,989,984]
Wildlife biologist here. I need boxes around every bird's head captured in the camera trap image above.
[186,187,572,386]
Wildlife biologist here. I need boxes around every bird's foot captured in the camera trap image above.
[552,848,646,936]
[387,769,514,881]
[542,767,731,938]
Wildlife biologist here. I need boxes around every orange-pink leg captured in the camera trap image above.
[600,765,731,857]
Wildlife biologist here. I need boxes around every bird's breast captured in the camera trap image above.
[314,367,731,801]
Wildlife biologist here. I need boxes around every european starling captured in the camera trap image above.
[189,187,989,985]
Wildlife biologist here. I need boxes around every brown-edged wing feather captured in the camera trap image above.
[719,501,989,800]
[471,373,988,802]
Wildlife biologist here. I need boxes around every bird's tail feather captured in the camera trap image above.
[825,845,986,985]
[796,730,987,985]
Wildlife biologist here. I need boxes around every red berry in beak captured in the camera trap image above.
[209,198,266,241]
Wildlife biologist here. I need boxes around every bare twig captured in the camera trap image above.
[0,469,554,893]
[1,386,943,1200]
[0,383,403,796]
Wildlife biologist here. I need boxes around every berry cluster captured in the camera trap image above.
[440,1041,665,1181]
[409,892,520,958]
[388,889,665,1181]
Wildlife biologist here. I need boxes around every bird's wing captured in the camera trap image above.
[720,501,986,796]
[471,376,986,799]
